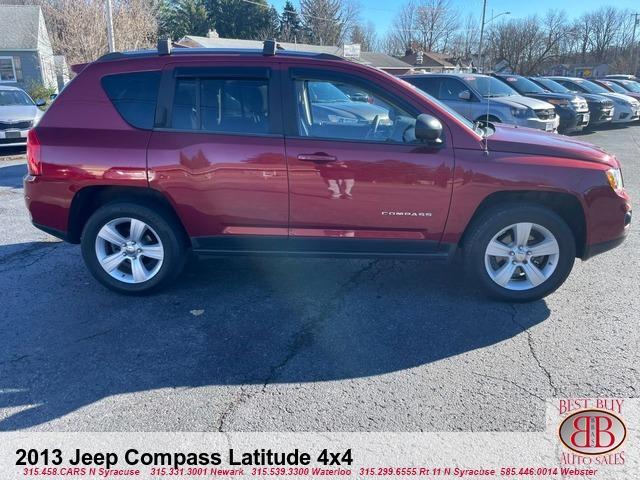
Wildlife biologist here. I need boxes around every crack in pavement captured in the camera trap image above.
[508,304,562,398]
[0,242,62,274]
[216,259,381,432]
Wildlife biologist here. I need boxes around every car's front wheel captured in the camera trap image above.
[81,202,187,294]
[464,205,576,302]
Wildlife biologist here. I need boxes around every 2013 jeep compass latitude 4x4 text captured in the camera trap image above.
[24,41,631,301]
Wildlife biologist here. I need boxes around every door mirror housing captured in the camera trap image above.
[415,114,443,144]
[35,98,46,107]
[458,89,472,101]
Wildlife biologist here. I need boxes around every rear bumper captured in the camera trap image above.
[24,174,73,241]
[32,221,70,241]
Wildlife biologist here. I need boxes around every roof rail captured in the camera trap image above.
[158,38,171,56]
[263,39,278,56]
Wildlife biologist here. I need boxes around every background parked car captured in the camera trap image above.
[0,86,45,148]
[548,77,640,124]
[605,74,638,81]
[494,74,589,133]
[306,80,390,125]
[592,79,640,102]
[401,73,559,132]
[529,77,614,128]
[335,83,372,103]
[601,78,640,97]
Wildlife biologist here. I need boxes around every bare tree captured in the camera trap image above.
[449,13,479,59]
[413,0,458,52]
[350,21,376,50]
[383,0,418,55]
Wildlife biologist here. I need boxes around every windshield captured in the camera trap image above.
[532,78,570,93]
[571,79,609,94]
[0,90,33,106]
[600,81,626,94]
[307,81,350,103]
[620,80,640,93]
[464,76,517,97]
[500,76,545,94]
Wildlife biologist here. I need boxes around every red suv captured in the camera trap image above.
[24,42,631,301]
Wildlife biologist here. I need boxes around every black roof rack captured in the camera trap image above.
[96,39,345,63]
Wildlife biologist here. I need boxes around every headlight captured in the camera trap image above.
[510,106,530,118]
[547,98,569,106]
[606,168,624,193]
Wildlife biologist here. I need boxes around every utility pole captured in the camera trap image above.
[632,13,640,76]
[478,0,487,73]
[106,0,115,52]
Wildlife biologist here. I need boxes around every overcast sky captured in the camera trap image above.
[270,0,640,40]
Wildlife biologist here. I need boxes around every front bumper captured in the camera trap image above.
[521,115,560,132]
[558,107,590,133]
[611,103,640,123]
[0,128,29,146]
[588,104,614,125]
[582,195,631,260]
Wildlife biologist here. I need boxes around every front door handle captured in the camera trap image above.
[297,153,337,162]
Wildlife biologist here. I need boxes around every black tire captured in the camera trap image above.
[463,204,576,302]
[81,202,187,294]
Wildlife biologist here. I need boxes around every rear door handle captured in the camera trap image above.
[297,153,337,162]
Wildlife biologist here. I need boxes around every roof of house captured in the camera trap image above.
[357,51,412,70]
[177,35,412,70]
[399,51,455,69]
[0,5,43,50]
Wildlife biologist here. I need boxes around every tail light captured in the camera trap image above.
[27,129,42,176]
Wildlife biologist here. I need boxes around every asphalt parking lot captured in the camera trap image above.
[0,126,638,433]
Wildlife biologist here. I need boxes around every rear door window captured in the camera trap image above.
[170,77,269,135]
[407,77,440,97]
[101,71,161,129]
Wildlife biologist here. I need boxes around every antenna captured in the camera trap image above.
[482,72,490,155]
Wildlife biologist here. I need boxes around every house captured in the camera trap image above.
[176,32,413,75]
[53,55,69,91]
[0,5,58,93]
[398,49,456,73]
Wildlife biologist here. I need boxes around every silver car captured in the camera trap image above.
[0,86,45,147]
[401,73,560,132]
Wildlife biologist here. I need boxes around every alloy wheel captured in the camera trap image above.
[94,217,164,284]
[484,222,560,291]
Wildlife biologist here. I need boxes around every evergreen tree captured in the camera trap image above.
[159,0,211,40]
[279,0,303,42]
[205,0,274,40]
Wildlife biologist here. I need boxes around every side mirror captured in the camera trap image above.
[35,99,46,107]
[458,90,472,101]
[49,93,58,101]
[415,114,443,144]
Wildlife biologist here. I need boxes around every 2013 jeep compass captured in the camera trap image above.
[24,41,631,301]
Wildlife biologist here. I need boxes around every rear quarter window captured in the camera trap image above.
[101,71,161,129]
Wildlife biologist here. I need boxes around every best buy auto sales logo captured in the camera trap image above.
[558,399,627,466]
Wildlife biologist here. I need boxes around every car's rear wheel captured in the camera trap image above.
[464,205,576,302]
[81,202,187,294]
